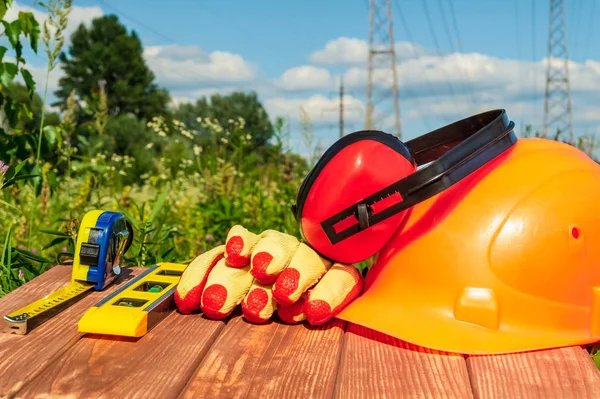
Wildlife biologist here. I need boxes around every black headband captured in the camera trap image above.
[292,109,517,245]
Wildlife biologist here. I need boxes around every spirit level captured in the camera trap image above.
[77,262,186,337]
[2,210,133,335]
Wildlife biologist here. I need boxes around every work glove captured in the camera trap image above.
[174,225,364,325]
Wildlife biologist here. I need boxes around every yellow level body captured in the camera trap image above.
[78,262,186,337]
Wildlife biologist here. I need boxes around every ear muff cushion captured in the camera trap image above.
[296,131,417,263]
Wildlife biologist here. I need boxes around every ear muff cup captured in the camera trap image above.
[291,109,518,265]
[294,131,417,264]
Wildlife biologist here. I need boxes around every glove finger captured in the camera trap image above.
[304,263,364,325]
[277,294,307,324]
[224,225,261,267]
[200,257,254,319]
[241,281,277,324]
[225,226,281,267]
[250,232,300,284]
[272,243,331,306]
[175,245,225,314]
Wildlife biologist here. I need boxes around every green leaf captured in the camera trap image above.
[0,62,18,87]
[38,229,70,237]
[148,185,169,224]
[20,68,35,98]
[18,11,40,53]
[0,47,6,62]
[1,174,39,189]
[18,101,32,120]
[116,204,139,231]
[1,20,21,49]
[0,2,7,20]
[18,263,39,280]
[161,247,175,261]
[14,248,52,264]
[0,199,19,212]
[47,171,57,193]
[77,134,90,146]
[67,238,75,253]
[43,125,58,149]
[43,236,68,250]
[13,159,28,176]
[1,225,12,266]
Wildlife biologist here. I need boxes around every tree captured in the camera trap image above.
[4,83,60,133]
[173,91,275,147]
[54,14,170,121]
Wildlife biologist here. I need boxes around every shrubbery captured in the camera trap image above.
[0,1,312,295]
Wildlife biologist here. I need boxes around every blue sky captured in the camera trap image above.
[5,0,599,156]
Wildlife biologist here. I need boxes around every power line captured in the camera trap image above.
[447,0,477,103]
[569,0,583,60]
[582,0,596,61]
[436,0,477,106]
[420,0,463,105]
[514,0,523,108]
[391,0,450,128]
[94,0,177,44]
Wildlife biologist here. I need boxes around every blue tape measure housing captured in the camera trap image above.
[84,211,131,290]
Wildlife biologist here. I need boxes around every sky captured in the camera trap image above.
[3,0,599,156]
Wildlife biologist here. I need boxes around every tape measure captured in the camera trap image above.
[2,210,133,335]
[77,262,186,337]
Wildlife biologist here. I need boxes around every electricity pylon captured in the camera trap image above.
[542,0,574,144]
[365,0,401,138]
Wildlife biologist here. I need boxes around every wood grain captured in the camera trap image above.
[180,315,346,399]
[467,346,600,398]
[0,266,71,318]
[0,266,144,398]
[15,312,225,399]
[335,323,474,399]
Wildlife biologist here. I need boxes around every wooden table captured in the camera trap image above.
[1,266,600,398]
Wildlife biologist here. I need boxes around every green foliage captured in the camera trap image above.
[53,14,170,121]
[3,6,600,372]
[173,91,275,148]
[589,344,600,370]
[3,83,60,132]
[0,4,40,137]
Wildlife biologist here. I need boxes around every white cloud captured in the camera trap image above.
[275,66,332,91]
[263,94,365,124]
[308,37,433,66]
[309,37,368,66]
[144,44,257,90]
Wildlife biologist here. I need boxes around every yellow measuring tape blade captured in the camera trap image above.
[3,280,95,335]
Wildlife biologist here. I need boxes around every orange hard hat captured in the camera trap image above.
[337,137,600,354]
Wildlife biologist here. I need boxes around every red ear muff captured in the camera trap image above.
[293,131,416,264]
[292,109,518,264]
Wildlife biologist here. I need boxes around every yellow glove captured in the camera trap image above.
[174,225,364,325]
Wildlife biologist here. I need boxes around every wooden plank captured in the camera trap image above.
[467,346,600,399]
[0,266,71,318]
[0,266,72,349]
[15,311,225,399]
[0,266,144,398]
[180,315,346,399]
[335,323,474,399]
